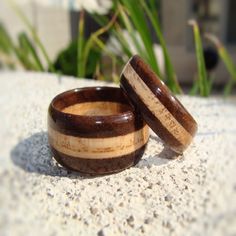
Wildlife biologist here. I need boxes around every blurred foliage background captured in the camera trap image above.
[0,0,236,96]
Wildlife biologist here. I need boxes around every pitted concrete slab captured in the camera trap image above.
[0,72,236,236]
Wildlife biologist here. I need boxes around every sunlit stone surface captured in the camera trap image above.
[0,72,236,235]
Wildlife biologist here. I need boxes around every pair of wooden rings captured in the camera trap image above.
[48,55,197,174]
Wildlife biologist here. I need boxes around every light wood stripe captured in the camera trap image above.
[123,63,192,146]
[48,125,149,159]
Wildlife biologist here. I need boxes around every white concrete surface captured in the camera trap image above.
[0,72,236,236]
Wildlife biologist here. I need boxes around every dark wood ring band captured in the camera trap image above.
[47,86,149,174]
[120,55,198,153]
[50,144,146,175]
[48,87,146,138]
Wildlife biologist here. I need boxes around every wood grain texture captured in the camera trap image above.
[129,55,197,134]
[122,63,192,145]
[50,145,146,175]
[48,125,149,159]
[121,55,198,153]
[48,86,148,174]
[48,87,145,138]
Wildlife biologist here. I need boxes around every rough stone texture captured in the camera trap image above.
[0,72,236,236]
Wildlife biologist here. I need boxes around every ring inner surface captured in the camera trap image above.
[53,88,132,116]
[62,102,130,116]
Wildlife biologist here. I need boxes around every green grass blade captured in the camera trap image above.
[83,11,121,78]
[220,47,236,79]
[205,34,236,79]
[92,14,109,27]
[189,20,209,97]
[92,13,133,58]
[207,75,215,94]
[141,1,181,93]
[224,80,235,96]
[205,34,236,77]
[92,37,118,61]
[189,79,200,95]
[0,24,36,69]
[118,5,147,60]
[15,41,35,70]
[0,23,14,54]
[77,10,85,77]
[0,30,26,68]
[205,33,236,95]
[120,0,161,76]
[8,0,55,72]
[113,23,133,57]
[0,25,18,67]
[18,33,44,71]
[149,0,159,18]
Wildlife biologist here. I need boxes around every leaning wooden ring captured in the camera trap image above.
[120,55,198,154]
[48,87,149,175]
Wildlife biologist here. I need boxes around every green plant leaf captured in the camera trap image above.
[189,20,209,97]
[83,11,120,78]
[0,23,18,68]
[205,33,236,95]
[224,80,235,96]
[149,0,159,18]
[14,44,35,70]
[77,10,85,77]
[0,23,14,54]
[189,79,200,95]
[207,75,215,94]
[8,0,55,72]
[113,23,133,57]
[18,33,44,71]
[118,4,147,60]
[120,0,161,76]
[54,38,102,78]
[141,1,181,93]
[92,13,133,58]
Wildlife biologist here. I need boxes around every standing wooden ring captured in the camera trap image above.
[48,87,149,174]
[120,55,198,153]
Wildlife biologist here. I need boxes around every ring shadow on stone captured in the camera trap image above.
[10,131,84,178]
[10,132,179,177]
[136,135,180,168]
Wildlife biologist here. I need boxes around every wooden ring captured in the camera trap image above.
[48,87,149,174]
[120,55,198,153]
